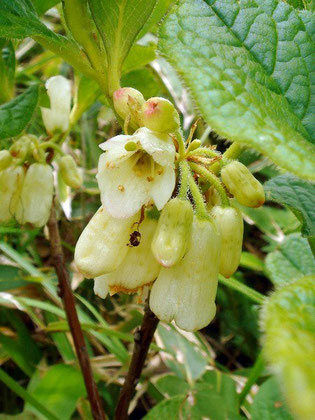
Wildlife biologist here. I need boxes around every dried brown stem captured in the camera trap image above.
[47,201,106,420]
[115,300,159,420]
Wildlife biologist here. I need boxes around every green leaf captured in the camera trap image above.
[265,234,315,288]
[0,333,34,376]
[261,275,315,420]
[0,368,58,420]
[0,84,39,140]
[0,265,30,291]
[0,0,95,79]
[31,0,60,15]
[159,0,315,180]
[122,44,156,75]
[251,377,294,420]
[0,39,15,104]
[265,174,315,237]
[143,395,186,419]
[154,375,190,397]
[157,324,208,381]
[26,364,86,420]
[88,0,157,92]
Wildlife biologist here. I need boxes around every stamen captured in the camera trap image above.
[118,185,125,192]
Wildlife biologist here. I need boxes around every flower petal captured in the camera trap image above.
[135,127,175,166]
[97,153,151,218]
[99,134,134,162]
[94,275,109,299]
[149,165,176,210]
[95,218,160,295]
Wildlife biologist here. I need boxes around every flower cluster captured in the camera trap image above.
[0,76,82,227]
[75,87,265,332]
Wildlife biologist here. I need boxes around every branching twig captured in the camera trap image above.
[115,300,159,420]
[47,200,106,420]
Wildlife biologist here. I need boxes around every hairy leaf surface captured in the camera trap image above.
[159,0,315,180]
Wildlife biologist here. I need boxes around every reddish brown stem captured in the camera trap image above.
[115,300,159,420]
[47,201,106,420]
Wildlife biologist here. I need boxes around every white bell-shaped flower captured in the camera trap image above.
[94,217,160,298]
[74,207,139,278]
[97,127,176,219]
[41,76,71,134]
[150,216,221,332]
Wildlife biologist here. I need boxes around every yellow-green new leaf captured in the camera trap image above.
[261,275,315,420]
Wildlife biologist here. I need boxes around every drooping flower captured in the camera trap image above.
[151,197,193,267]
[97,127,176,219]
[94,217,160,298]
[74,206,139,278]
[150,216,221,332]
[41,76,72,134]
[0,166,24,223]
[221,161,265,208]
[15,163,53,227]
[211,206,243,278]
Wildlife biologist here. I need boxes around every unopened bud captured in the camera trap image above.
[221,161,265,208]
[113,87,144,129]
[15,163,53,227]
[41,76,71,134]
[142,97,180,133]
[10,136,32,160]
[59,155,82,189]
[0,150,13,170]
[211,206,243,278]
[151,198,193,267]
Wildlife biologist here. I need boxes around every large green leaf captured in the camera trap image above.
[31,0,60,15]
[0,84,39,140]
[251,377,294,420]
[88,0,157,92]
[261,275,315,420]
[0,0,95,79]
[265,174,315,237]
[159,0,315,180]
[265,234,315,288]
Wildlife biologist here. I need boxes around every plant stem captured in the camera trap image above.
[0,367,59,420]
[115,300,159,420]
[178,160,190,199]
[47,201,106,420]
[189,162,229,207]
[210,142,243,174]
[188,172,209,218]
[219,275,265,305]
[238,351,265,407]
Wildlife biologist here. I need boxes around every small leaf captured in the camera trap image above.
[265,234,315,288]
[123,44,156,75]
[142,395,186,419]
[0,84,39,140]
[88,0,156,92]
[154,375,190,397]
[0,39,15,104]
[251,377,294,420]
[0,265,30,291]
[0,0,95,79]
[159,0,315,180]
[31,0,60,15]
[265,174,315,237]
[26,364,86,420]
[261,275,315,420]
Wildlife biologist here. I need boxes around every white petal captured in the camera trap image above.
[45,76,71,112]
[149,165,176,210]
[135,127,175,166]
[97,154,151,218]
[74,207,138,278]
[99,218,160,292]
[99,134,135,164]
[94,275,109,299]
